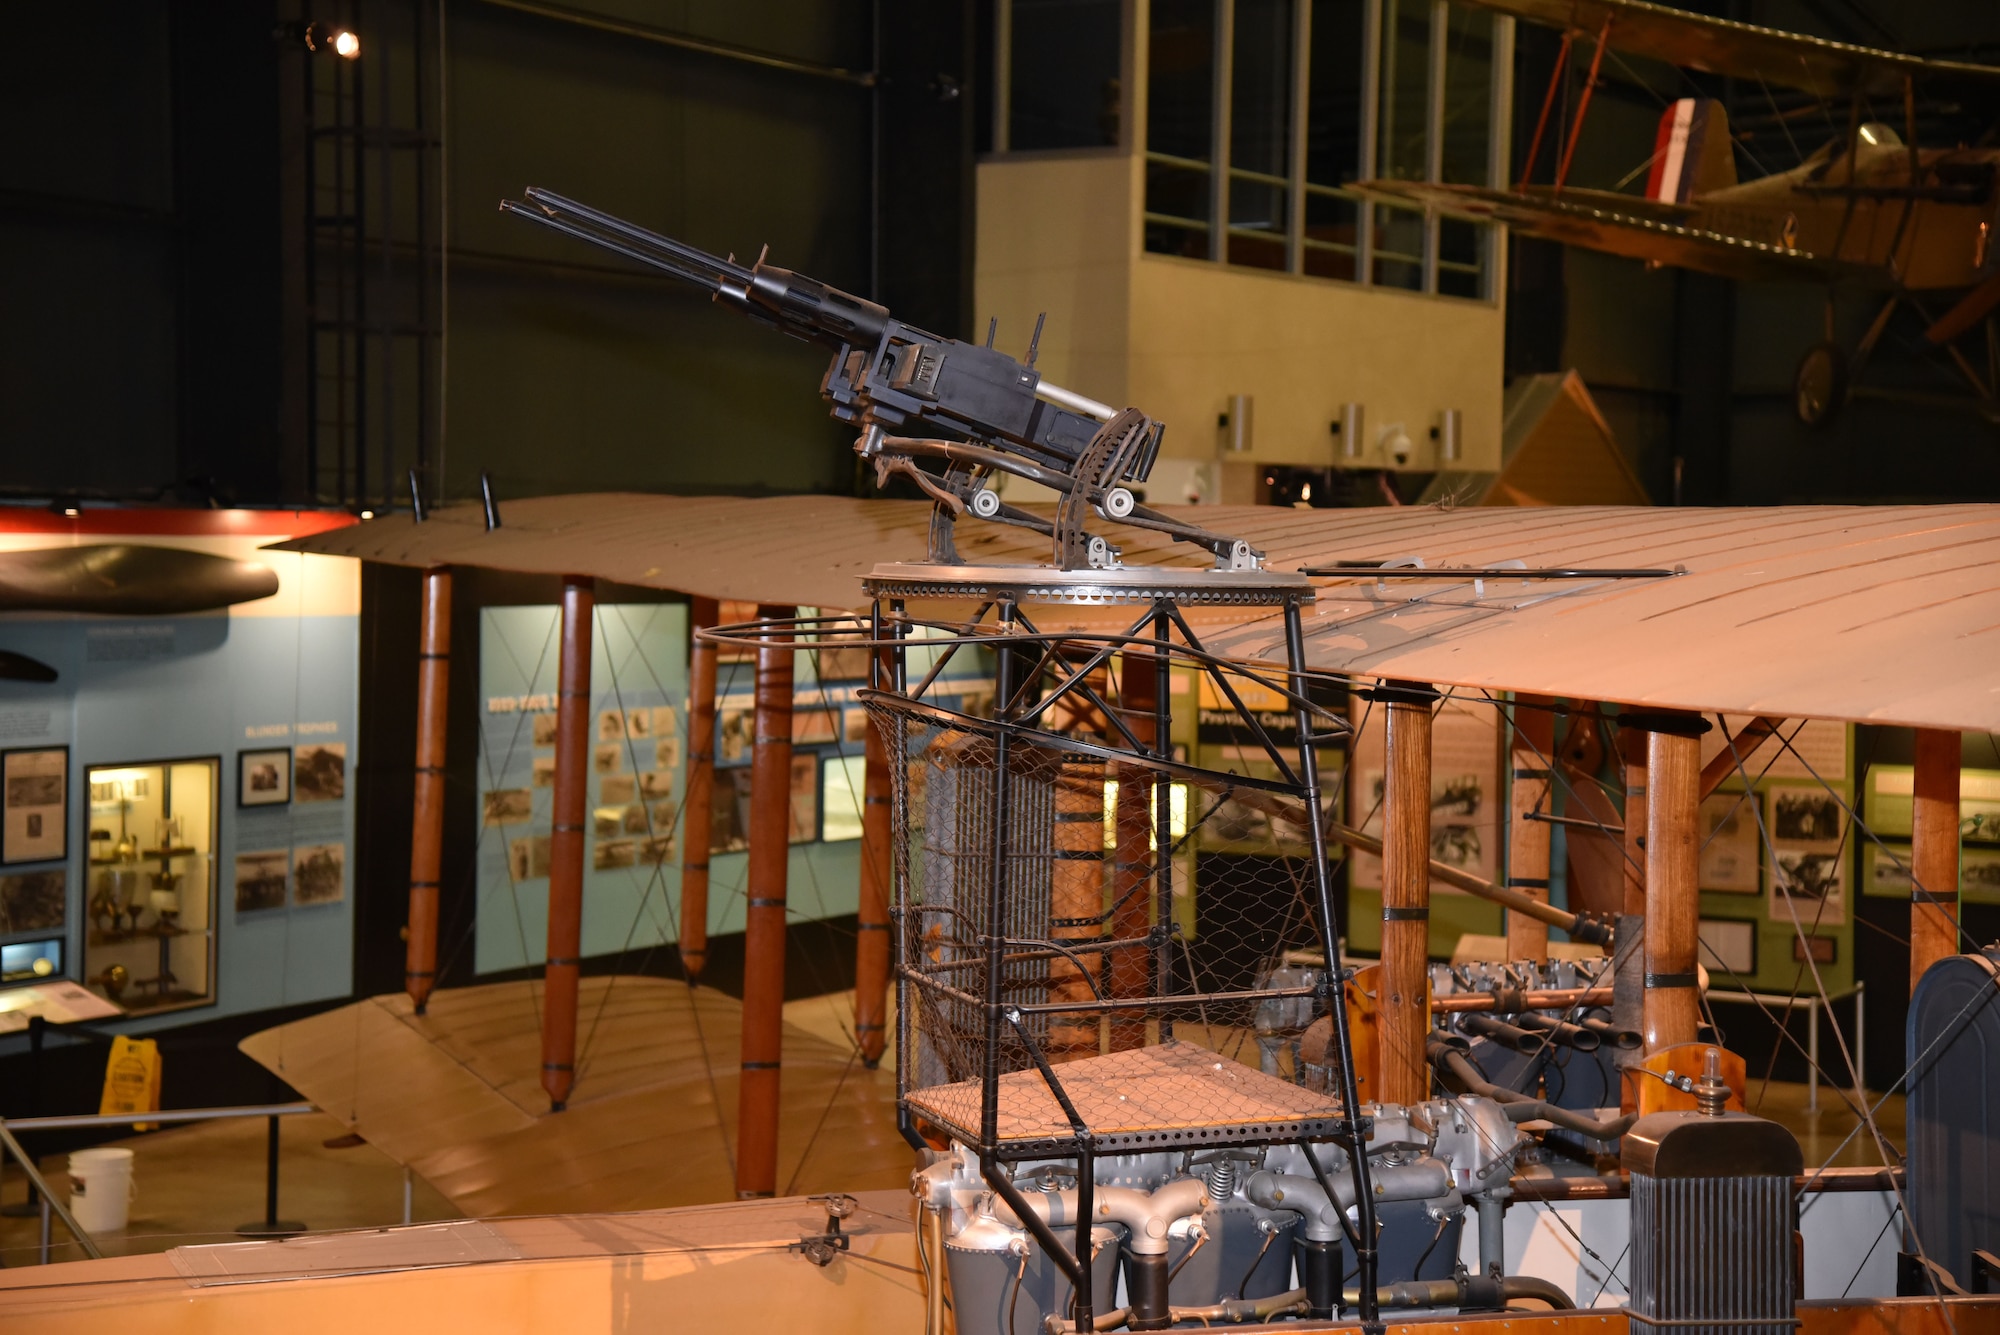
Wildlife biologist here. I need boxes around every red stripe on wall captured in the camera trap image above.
[0,508,360,538]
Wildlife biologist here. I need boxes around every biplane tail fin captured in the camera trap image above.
[1646,98,1736,203]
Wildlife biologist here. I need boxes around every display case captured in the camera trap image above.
[82,758,219,1015]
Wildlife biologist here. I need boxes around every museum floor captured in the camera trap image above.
[0,1076,1904,1269]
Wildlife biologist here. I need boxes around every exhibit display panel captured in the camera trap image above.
[82,758,219,1015]
[0,512,360,1031]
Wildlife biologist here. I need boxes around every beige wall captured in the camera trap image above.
[975,152,1505,497]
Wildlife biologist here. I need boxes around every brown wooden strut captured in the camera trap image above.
[1642,720,1703,1053]
[541,575,594,1112]
[1697,716,1786,802]
[1517,27,1576,189]
[1909,728,1963,996]
[680,596,720,979]
[735,604,794,1198]
[404,566,451,1014]
[1553,16,1613,194]
[854,643,894,1067]
[1506,697,1556,960]
[1620,729,1648,918]
[1378,681,1437,1106]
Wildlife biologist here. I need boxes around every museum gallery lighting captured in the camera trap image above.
[280,21,361,58]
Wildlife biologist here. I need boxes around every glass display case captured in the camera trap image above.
[82,758,219,1015]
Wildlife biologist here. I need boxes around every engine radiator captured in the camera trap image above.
[1624,1102,1803,1335]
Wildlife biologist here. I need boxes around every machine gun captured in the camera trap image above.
[499,188,1263,572]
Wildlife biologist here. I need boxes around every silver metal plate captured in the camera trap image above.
[863,563,1311,607]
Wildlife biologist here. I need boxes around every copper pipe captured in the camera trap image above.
[1697,716,1785,802]
[1432,987,1612,1014]
[1643,726,1701,1053]
[1910,728,1962,996]
[1380,684,1435,1105]
[1506,699,1555,960]
[541,575,594,1111]
[404,566,451,1014]
[735,604,794,1198]
[680,596,719,979]
[1109,652,1157,1051]
[1050,759,1108,1059]
[854,644,894,1067]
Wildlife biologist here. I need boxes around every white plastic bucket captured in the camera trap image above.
[68,1147,136,1232]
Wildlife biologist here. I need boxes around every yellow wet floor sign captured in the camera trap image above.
[99,1036,162,1130]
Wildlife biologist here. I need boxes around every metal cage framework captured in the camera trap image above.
[708,563,1390,1325]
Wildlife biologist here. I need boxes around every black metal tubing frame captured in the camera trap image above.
[798,594,1382,1327]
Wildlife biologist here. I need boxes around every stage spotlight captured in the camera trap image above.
[331,28,360,58]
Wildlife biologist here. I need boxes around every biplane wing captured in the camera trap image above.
[1356,178,1868,285]
[273,493,2000,735]
[1454,0,2000,100]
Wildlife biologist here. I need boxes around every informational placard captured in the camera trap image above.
[476,604,689,973]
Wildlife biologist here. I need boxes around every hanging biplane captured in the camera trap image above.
[1357,0,2000,427]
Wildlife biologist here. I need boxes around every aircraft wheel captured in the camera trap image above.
[1794,342,1848,428]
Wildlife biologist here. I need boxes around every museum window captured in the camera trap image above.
[987,0,1511,297]
[82,758,220,1016]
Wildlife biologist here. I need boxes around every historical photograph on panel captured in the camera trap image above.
[234,851,288,913]
[532,755,556,788]
[1698,794,1761,893]
[1771,789,1843,841]
[597,709,626,742]
[238,748,292,807]
[620,804,650,836]
[593,743,624,774]
[599,774,635,805]
[532,712,559,746]
[483,788,532,826]
[712,769,752,853]
[1769,849,1847,924]
[638,770,673,802]
[2,747,68,864]
[293,743,347,803]
[638,832,676,866]
[1964,847,2000,903]
[508,834,551,881]
[650,705,678,739]
[1962,773,2000,844]
[594,806,622,839]
[0,870,66,933]
[792,707,838,745]
[789,753,818,842]
[1767,786,1847,924]
[1866,844,1913,896]
[625,708,652,740]
[718,707,751,764]
[593,839,636,871]
[293,843,345,905]
[654,735,682,772]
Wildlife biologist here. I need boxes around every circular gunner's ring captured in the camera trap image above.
[861,562,1313,607]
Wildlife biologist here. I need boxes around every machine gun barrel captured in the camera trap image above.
[498,186,1276,571]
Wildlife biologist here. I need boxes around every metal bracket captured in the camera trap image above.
[793,1193,858,1266]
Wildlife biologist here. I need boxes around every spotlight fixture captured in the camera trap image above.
[277,21,361,59]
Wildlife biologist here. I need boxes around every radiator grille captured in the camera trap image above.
[1629,1173,1796,1335]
